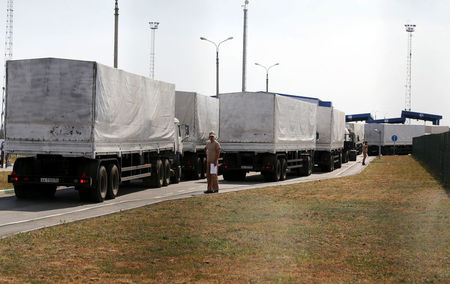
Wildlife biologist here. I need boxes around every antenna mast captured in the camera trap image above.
[404,24,415,111]
[114,0,119,68]
[2,0,14,133]
[149,22,159,79]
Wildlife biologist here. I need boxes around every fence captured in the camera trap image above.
[412,131,450,188]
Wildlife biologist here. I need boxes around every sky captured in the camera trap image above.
[0,0,448,126]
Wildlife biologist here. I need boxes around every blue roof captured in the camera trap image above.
[401,110,442,125]
[367,117,406,124]
[346,113,374,122]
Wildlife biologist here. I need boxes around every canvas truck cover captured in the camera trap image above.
[346,122,365,144]
[364,123,425,146]
[219,92,317,152]
[5,58,175,157]
[316,106,346,150]
[175,91,219,151]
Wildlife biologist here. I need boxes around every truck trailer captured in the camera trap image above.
[175,91,219,180]
[219,92,317,182]
[6,58,183,202]
[314,106,346,172]
[344,122,365,161]
[364,123,425,155]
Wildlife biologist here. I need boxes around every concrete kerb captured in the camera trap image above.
[0,165,14,195]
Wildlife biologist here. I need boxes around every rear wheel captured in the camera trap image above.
[200,157,207,179]
[163,159,171,186]
[171,165,181,184]
[14,184,36,199]
[336,153,342,169]
[299,156,312,176]
[106,164,119,199]
[280,159,287,181]
[91,165,107,202]
[151,159,163,188]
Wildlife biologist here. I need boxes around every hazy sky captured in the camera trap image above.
[0,0,448,125]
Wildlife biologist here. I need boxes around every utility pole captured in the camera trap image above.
[404,24,415,112]
[2,0,14,134]
[149,22,159,79]
[114,0,119,68]
[241,0,249,92]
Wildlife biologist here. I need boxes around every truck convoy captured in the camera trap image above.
[314,106,346,172]
[6,58,183,202]
[219,92,317,181]
[175,91,219,180]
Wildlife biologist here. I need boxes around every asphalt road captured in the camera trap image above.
[0,155,373,238]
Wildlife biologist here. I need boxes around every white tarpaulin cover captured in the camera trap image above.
[425,125,449,134]
[219,92,317,151]
[364,123,426,146]
[316,106,345,150]
[346,122,365,143]
[5,58,175,157]
[175,91,219,150]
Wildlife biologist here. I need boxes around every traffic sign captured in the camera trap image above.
[392,135,398,142]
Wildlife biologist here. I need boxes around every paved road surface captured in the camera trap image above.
[0,155,374,238]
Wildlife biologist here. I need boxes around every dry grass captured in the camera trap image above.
[0,156,448,283]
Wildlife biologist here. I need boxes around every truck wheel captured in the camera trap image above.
[151,159,163,188]
[171,165,181,184]
[14,184,36,199]
[265,159,281,182]
[200,157,207,179]
[192,157,202,180]
[336,153,342,169]
[328,154,335,172]
[92,165,108,202]
[299,156,312,176]
[163,159,170,186]
[280,159,287,181]
[106,164,119,199]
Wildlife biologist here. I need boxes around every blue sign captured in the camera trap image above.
[392,135,398,142]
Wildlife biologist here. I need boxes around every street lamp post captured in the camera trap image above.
[254,63,279,92]
[200,36,233,98]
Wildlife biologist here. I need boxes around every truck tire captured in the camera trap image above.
[14,184,37,199]
[336,153,342,169]
[151,159,163,188]
[342,151,349,163]
[106,164,119,199]
[280,159,287,181]
[171,165,181,184]
[265,159,281,182]
[191,157,201,180]
[299,156,312,176]
[323,153,334,172]
[163,159,170,186]
[200,157,207,179]
[349,150,357,161]
[91,165,108,202]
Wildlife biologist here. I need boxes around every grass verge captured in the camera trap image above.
[0,156,448,283]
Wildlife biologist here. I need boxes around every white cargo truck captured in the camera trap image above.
[219,92,317,182]
[315,106,346,171]
[344,122,365,161]
[364,123,425,155]
[175,91,219,179]
[6,58,183,202]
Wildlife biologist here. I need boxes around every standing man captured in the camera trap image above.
[362,141,368,165]
[205,131,220,193]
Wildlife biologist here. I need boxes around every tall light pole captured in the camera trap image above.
[255,62,279,92]
[200,36,233,98]
[404,24,415,112]
[114,0,119,68]
[242,0,249,92]
[149,22,159,79]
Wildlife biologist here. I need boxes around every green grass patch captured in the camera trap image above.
[0,156,448,283]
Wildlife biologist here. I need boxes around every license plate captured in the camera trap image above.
[241,166,252,169]
[40,178,59,183]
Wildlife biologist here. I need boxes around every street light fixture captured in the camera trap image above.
[200,36,233,98]
[373,129,382,159]
[254,62,279,92]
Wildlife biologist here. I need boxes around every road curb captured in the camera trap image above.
[0,189,14,194]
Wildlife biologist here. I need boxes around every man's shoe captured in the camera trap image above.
[213,190,219,193]
[204,190,213,194]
